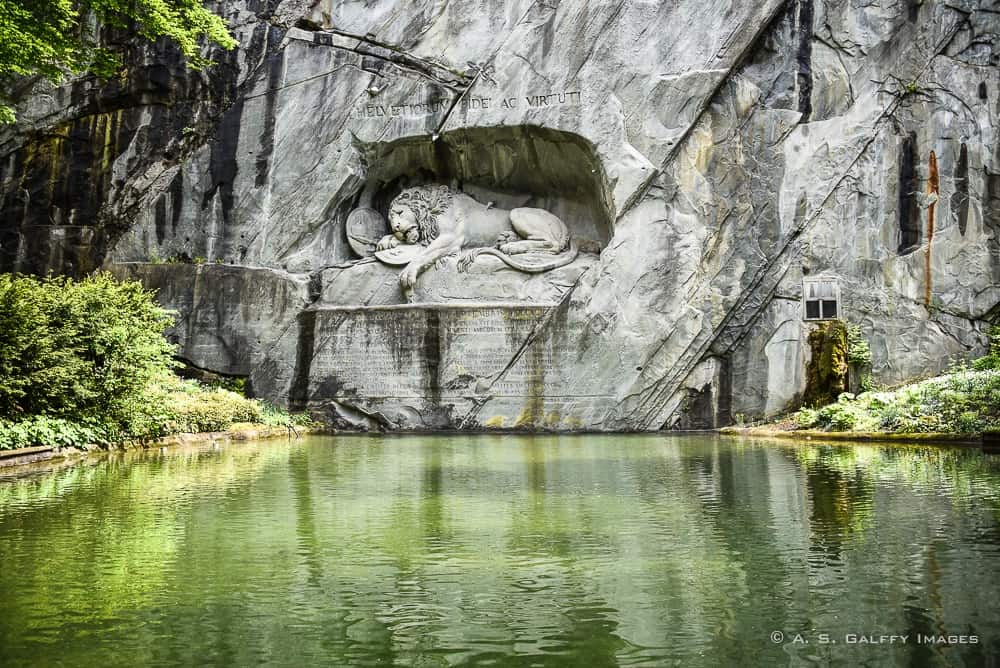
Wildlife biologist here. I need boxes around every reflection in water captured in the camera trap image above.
[805,454,875,560]
[0,435,999,667]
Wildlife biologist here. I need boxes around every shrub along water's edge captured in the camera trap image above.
[719,426,981,446]
[0,424,326,471]
[0,272,314,451]
[0,372,314,451]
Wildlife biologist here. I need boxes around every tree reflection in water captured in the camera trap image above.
[0,435,998,667]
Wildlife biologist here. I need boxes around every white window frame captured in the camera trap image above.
[802,276,841,321]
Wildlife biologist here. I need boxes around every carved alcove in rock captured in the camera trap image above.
[320,125,612,307]
[307,125,613,429]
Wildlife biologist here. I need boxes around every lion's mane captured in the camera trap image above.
[390,185,454,245]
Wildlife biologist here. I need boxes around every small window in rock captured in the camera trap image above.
[898,132,921,254]
[803,277,840,321]
[953,143,970,236]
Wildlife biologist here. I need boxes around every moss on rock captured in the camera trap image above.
[803,320,849,407]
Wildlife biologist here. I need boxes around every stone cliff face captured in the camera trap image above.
[2,0,998,431]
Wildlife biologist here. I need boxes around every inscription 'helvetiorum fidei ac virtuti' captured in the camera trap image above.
[353,90,582,118]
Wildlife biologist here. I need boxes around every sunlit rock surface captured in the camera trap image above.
[2,0,998,430]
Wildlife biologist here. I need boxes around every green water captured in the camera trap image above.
[1,435,999,667]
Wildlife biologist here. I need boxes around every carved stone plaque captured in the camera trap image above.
[305,303,598,429]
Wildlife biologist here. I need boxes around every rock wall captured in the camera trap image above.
[3,0,999,430]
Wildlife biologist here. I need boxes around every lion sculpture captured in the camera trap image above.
[374,185,578,289]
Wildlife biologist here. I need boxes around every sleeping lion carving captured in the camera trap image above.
[373,185,578,290]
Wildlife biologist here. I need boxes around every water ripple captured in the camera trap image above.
[0,435,998,667]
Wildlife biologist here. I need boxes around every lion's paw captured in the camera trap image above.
[376,235,400,251]
[495,231,518,248]
[435,251,457,270]
[456,251,479,272]
[399,265,419,290]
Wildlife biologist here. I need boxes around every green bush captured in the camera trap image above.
[259,404,314,428]
[956,411,983,434]
[802,369,1000,434]
[0,272,176,429]
[0,373,311,449]
[163,378,263,433]
[818,403,857,431]
[846,324,872,366]
[0,272,312,450]
[0,416,110,450]
[973,326,1000,371]
[788,325,1000,436]
[795,408,820,429]
[0,274,90,418]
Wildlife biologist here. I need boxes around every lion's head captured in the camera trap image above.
[388,185,453,246]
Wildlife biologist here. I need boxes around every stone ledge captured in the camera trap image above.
[720,426,981,446]
[0,426,323,472]
[149,426,319,447]
[0,445,53,459]
[0,446,59,468]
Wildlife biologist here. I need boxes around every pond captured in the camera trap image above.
[1,435,998,667]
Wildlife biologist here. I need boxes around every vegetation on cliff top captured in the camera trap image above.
[0,272,307,450]
[791,325,1000,435]
[0,0,236,123]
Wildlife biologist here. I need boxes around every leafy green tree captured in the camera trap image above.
[0,273,309,449]
[0,273,88,417]
[0,0,237,123]
[0,273,177,427]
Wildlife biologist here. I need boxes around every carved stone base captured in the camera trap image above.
[318,254,598,307]
[303,303,605,430]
